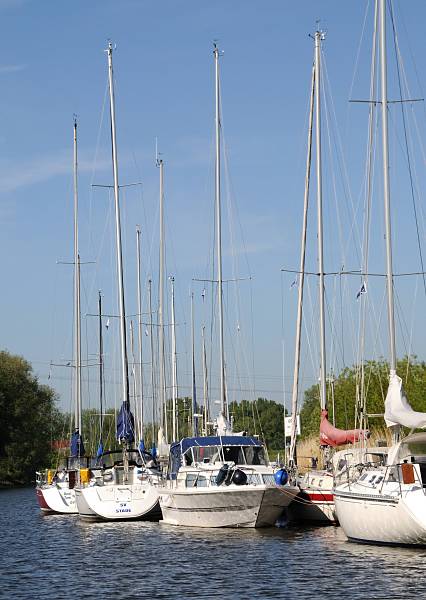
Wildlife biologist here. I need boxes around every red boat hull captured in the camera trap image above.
[36,488,53,512]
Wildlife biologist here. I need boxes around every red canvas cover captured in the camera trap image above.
[319,409,368,447]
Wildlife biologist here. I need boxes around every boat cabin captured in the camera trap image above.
[167,435,275,488]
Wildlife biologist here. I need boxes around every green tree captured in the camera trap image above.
[229,398,286,450]
[0,351,62,486]
[299,357,426,439]
[163,396,287,451]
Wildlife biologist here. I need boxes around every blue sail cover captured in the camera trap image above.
[116,400,135,443]
[70,430,86,457]
[96,442,104,461]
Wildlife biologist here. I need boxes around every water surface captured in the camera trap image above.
[1,488,424,599]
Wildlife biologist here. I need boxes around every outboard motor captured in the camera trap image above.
[274,468,289,485]
[230,468,247,486]
[216,464,229,486]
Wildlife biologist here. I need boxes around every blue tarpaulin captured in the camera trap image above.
[174,435,261,454]
[70,430,86,457]
[116,400,135,443]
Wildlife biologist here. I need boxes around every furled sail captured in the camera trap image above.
[70,429,85,457]
[384,371,426,429]
[319,409,368,447]
[96,442,104,461]
[157,426,169,458]
[116,400,135,443]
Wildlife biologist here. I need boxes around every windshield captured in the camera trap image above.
[100,450,144,468]
[191,446,222,464]
[244,446,267,465]
[398,441,426,463]
[185,444,267,466]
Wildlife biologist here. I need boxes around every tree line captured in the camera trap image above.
[300,356,426,439]
[2,348,424,486]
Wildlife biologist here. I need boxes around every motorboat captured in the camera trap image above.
[159,435,299,528]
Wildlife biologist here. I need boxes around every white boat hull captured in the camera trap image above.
[75,482,161,521]
[159,485,299,528]
[36,485,77,514]
[334,487,426,545]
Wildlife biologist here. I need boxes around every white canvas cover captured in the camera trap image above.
[384,370,426,429]
[216,411,232,435]
[157,426,169,458]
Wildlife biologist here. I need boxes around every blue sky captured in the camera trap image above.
[2,0,426,421]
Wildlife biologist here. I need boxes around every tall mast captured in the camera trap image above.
[148,278,156,446]
[358,0,379,430]
[314,30,327,411]
[136,226,144,440]
[73,117,82,441]
[106,42,130,410]
[191,291,198,436]
[129,320,138,437]
[202,325,209,434]
[214,43,226,417]
[288,60,315,466]
[379,0,396,374]
[98,291,104,450]
[170,276,178,441]
[157,157,167,440]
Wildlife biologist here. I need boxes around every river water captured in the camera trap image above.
[1,487,425,599]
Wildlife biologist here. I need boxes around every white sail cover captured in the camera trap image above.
[384,371,426,429]
[157,426,169,458]
[216,411,232,435]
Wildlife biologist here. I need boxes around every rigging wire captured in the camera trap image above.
[389,0,426,301]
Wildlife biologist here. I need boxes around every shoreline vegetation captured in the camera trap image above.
[1,350,424,487]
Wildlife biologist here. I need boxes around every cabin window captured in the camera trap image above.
[261,474,275,485]
[196,476,207,487]
[223,446,246,464]
[360,473,367,481]
[186,474,198,487]
[192,446,221,464]
[244,446,267,466]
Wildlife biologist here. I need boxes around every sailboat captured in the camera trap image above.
[36,118,88,514]
[158,44,299,528]
[74,42,162,521]
[287,29,366,524]
[334,0,426,545]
